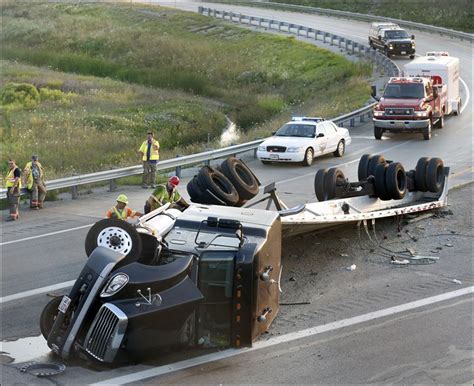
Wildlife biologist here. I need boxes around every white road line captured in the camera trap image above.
[92,286,473,385]
[0,280,75,304]
[0,224,93,247]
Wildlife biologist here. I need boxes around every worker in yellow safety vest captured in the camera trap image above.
[138,131,160,189]
[5,159,22,221]
[144,176,189,213]
[23,155,47,209]
[106,194,143,220]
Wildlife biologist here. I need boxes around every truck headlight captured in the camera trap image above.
[373,110,385,117]
[101,273,129,298]
[388,44,394,50]
[414,111,428,117]
[286,147,303,153]
[411,42,416,48]
[257,145,266,151]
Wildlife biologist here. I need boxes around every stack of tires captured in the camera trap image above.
[187,157,260,207]
[314,154,445,202]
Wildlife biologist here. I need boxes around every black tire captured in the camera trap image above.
[385,162,407,200]
[333,140,345,157]
[426,157,444,193]
[358,154,372,181]
[302,148,314,166]
[324,168,345,200]
[40,296,62,340]
[314,168,328,201]
[422,120,432,140]
[374,164,390,200]
[198,166,239,206]
[415,157,430,192]
[384,47,391,58]
[367,154,386,178]
[85,218,142,258]
[187,176,204,203]
[220,157,259,200]
[374,126,383,140]
[435,114,444,129]
[453,100,461,116]
[409,55,415,60]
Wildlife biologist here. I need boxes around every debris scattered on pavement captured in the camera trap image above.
[19,362,66,377]
[430,250,440,254]
[452,279,462,285]
[289,276,297,282]
[346,264,357,271]
[445,243,453,247]
[406,247,416,257]
[390,258,410,265]
[407,255,439,261]
[339,253,349,257]
[280,301,311,306]
[405,212,435,224]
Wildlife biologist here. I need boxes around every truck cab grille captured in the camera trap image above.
[84,303,127,363]
[385,108,414,116]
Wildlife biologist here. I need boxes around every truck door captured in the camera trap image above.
[197,251,235,347]
[315,124,328,155]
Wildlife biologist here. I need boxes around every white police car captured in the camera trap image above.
[256,117,352,166]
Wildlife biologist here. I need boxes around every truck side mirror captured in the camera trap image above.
[378,35,382,40]
[316,133,324,138]
[411,34,415,40]
[371,85,377,98]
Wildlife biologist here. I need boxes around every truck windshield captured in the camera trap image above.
[383,83,424,99]
[385,30,410,39]
[275,124,315,137]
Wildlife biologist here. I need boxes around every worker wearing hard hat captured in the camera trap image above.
[106,194,143,220]
[144,176,189,213]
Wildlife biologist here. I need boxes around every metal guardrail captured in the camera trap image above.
[1,6,385,201]
[235,1,474,43]
[199,7,400,78]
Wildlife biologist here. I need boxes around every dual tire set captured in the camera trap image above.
[187,157,259,206]
[314,154,445,202]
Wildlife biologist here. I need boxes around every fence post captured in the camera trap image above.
[71,185,78,200]
[175,155,182,178]
[350,118,355,127]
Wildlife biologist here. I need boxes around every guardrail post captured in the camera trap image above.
[198,6,202,14]
[330,34,336,46]
[351,42,355,54]
[350,118,355,127]
[305,27,310,37]
[297,26,301,36]
[175,155,182,178]
[258,18,262,28]
[278,22,282,31]
[345,39,349,50]
[238,13,242,23]
[338,37,343,48]
[71,185,78,200]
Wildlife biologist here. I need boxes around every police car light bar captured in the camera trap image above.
[291,117,324,122]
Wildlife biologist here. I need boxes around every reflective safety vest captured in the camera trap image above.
[106,206,136,220]
[23,161,45,190]
[150,184,181,206]
[139,139,160,161]
[6,167,21,189]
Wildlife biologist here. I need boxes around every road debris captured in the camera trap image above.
[280,301,311,306]
[445,243,453,247]
[346,264,357,271]
[289,276,297,282]
[391,258,410,265]
[452,279,462,285]
[404,212,435,224]
[406,247,416,257]
[340,253,349,257]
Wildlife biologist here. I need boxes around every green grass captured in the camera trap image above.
[1,2,372,178]
[268,0,473,33]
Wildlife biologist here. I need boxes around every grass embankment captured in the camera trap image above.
[1,2,371,178]
[270,0,473,33]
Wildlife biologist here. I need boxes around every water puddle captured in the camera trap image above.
[1,335,52,363]
[220,118,240,147]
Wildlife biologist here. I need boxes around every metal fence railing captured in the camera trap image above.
[1,6,388,201]
[255,1,473,43]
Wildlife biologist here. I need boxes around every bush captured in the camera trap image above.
[0,82,39,108]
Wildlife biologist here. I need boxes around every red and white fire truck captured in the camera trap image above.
[373,52,460,141]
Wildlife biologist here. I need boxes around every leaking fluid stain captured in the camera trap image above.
[1,335,52,363]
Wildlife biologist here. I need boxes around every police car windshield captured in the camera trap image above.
[385,30,410,39]
[275,124,315,137]
[383,83,424,99]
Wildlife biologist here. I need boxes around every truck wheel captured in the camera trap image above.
[374,127,383,140]
[220,157,259,200]
[302,148,314,166]
[374,164,390,200]
[422,121,432,140]
[314,168,328,201]
[40,296,62,340]
[435,114,444,129]
[426,157,445,193]
[333,140,345,157]
[415,157,430,192]
[368,154,386,178]
[384,47,391,58]
[358,154,372,181]
[409,55,415,60]
[324,168,345,200]
[198,166,239,206]
[85,218,142,258]
[453,100,461,116]
[385,162,407,200]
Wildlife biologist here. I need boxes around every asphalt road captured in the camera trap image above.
[1,2,472,384]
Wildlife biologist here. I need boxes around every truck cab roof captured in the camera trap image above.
[388,77,429,85]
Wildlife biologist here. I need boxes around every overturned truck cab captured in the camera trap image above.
[42,205,282,364]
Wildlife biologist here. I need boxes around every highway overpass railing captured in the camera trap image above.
[1,6,386,200]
